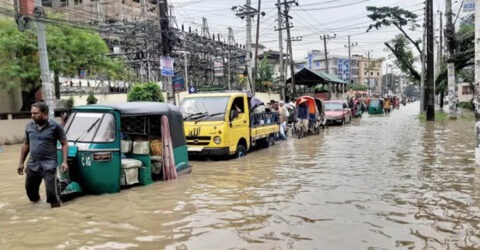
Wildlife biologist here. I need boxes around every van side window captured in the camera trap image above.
[232,97,244,113]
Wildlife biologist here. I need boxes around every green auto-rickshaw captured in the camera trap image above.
[57,102,191,199]
[368,98,384,115]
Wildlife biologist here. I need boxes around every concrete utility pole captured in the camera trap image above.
[276,0,285,99]
[233,1,262,92]
[280,0,299,98]
[320,34,336,74]
[345,35,357,84]
[35,0,54,118]
[426,0,435,121]
[246,0,252,91]
[420,4,426,113]
[445,0,458,118]
[228,27,235,90]
[439,11,443,65]
[159,0,173,103]
[474,0,480,164]
[252,0,264,93]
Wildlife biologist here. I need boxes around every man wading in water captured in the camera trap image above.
[17,102,69,208]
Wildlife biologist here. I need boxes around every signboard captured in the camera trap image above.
[188,86,196,94]
[172,74,185,93]
[463,0,475,12]
[214,60,224,77]
[337,59,350,81]
[160,56,174,76]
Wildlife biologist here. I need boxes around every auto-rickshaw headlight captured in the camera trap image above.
[214,136,221,145]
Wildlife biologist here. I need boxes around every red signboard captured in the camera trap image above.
[19,0,34,16]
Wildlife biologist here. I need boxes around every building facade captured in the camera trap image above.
[295,51,384,92]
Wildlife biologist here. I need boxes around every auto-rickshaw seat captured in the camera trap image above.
[120,158,142,185]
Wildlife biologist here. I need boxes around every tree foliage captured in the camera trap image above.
[127,82,164,102]
[86,92,98,105]
[366,6,422,85]
[435,14,475,94]
[255,55,274,92]
[366,6,422,55]
[348,84,368,91]
[0,17,131,96]
[386,34,421,83]
[0,18,40,93]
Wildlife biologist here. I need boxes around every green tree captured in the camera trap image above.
[386,34,421,83]
[0,18,39,93]
[0,17,131,109]
[435,14,474,107]
[255,55,273,92]
[127,82,164,102]
[348,84,368,91]
[86,92,98,105]
[366,6,422,84]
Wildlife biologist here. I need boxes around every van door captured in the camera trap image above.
[228,97,249,153]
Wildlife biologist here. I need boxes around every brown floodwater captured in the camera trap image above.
[1,102,479,249]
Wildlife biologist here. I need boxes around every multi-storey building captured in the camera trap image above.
[295,51,384,93]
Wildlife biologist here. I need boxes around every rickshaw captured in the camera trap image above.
[295,96,321,138]
[314,98,326,129]
[368,98,384,114]
[57,102,191,200]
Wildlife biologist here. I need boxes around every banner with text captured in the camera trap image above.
[160,56,174,76]
[214,61,224,77]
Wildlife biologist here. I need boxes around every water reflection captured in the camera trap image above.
[1,102,480,249]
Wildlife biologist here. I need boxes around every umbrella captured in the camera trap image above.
[250,97,264,109]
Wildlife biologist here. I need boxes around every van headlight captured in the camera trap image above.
[214,136,221,145]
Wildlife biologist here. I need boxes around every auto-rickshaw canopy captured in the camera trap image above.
[74,102,187,148]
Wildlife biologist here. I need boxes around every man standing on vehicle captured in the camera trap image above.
[278,101,288,140]
[18,102,69,208]
[296,101,309,136]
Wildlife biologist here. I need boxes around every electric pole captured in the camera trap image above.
[246,0,252,91]
[252,0,265,94]
[319,34,335,74]
[276,0,285,99]
[345,35,357,85]
[420,4,426,112]
[228,27,235,90]
[426,0,435,121]
[233,1,262,92]
[35,0,55,118]
[281,0,299,98]
[445,0,457,118]
[474,0,480,164]
[439,11,443,65]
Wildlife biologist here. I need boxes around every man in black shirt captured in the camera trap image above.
[18,102,69,208]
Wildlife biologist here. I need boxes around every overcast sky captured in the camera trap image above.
[171,0,467,66]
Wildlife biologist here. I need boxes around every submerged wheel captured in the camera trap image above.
[267,135,275,147]
[235,144,247,158]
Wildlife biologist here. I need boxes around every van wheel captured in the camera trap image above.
[266,135,275,148]
[235,144,247,158]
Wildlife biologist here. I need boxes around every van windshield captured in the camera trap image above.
[180,97,229,121]
[325,103,344,110]
[66,112,116,143]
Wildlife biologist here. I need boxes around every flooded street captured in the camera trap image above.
[1,102,480,249]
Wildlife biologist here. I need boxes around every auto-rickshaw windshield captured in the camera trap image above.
[66,112,116,143]
[180,97,229,120]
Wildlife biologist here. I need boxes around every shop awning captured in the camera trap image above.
[286,68,346,87]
